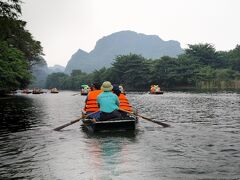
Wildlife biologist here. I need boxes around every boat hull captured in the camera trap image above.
[82,117,138,133]
[150,91,164,94]
[32,91,44,94]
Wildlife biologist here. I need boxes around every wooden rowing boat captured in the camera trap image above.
[81,116,138,133]
[50,88,59,93]
[32,88,44,94]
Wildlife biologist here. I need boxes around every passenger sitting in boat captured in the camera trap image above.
[84,82,102,119]
[112,84,121,96]
[155,85,160,92]
[97,81,122,121]
[150,85,155,93]
[112,84,132,117]
[119,85,123,93]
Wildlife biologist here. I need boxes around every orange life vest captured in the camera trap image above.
[84,90,103,112]
[118,93,133,112]
[150,86,155,93]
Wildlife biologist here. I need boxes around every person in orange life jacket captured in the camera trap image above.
[84,82,102,119]
[112,84,133,117]
[97,81,122,121]
[150,85,154,93]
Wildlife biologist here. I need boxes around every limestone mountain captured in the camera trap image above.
[65,30,184,74]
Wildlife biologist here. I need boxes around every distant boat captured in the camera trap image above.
[150,85,164,95]
[22,89,32,94]
[50,88,59,93]
[32,88,44,94]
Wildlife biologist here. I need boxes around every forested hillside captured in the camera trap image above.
[46,44,240,91]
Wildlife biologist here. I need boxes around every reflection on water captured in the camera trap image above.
[0,91,239,179]
[0,96,41,133]
[86,132,137,180]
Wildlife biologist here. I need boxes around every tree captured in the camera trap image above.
[215,69,237,81]
[0,0,22,18]
[0,41,31,93]
[45,73,69,89]
[0,0,43,94]
[69,70,89,90]
[0,0,43,64]
[196,66,216,81]
[227,45,240,71]
[91,67,113,84]
[185,43,226,68]
[150,56,181,88]
[0,17,43,64]
[111,54,150,90]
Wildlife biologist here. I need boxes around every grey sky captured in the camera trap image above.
[22,0,240,67]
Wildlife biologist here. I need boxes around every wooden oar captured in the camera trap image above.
[53,111,99,131]
[119,108,170,128]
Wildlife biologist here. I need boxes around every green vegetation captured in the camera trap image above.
[1,1,239,93]
[46,44,240,91]
[0,0,43,95]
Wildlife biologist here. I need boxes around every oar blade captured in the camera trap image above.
[132,112,170,128]
[141,116,170,127]
[153,121,170,127]
[119,108,171,127]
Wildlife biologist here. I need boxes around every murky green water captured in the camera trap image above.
[0,91,239,179]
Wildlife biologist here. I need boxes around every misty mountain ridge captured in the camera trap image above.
[65,30,184,74]
[31,62,65,88]
[48,64,65,73]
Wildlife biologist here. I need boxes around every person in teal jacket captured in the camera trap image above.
[97,81,122,121]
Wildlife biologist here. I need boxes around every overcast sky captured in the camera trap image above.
[22,0,240,67]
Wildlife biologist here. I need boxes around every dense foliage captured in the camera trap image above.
[0,41,31,90]
[46,44,240,91]
[0,0,43,94]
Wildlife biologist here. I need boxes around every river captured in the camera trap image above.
[0,91,239,180]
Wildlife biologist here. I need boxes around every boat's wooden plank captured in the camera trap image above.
[82,117,138,133]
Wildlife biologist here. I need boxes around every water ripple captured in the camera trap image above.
[0,91,239,179]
